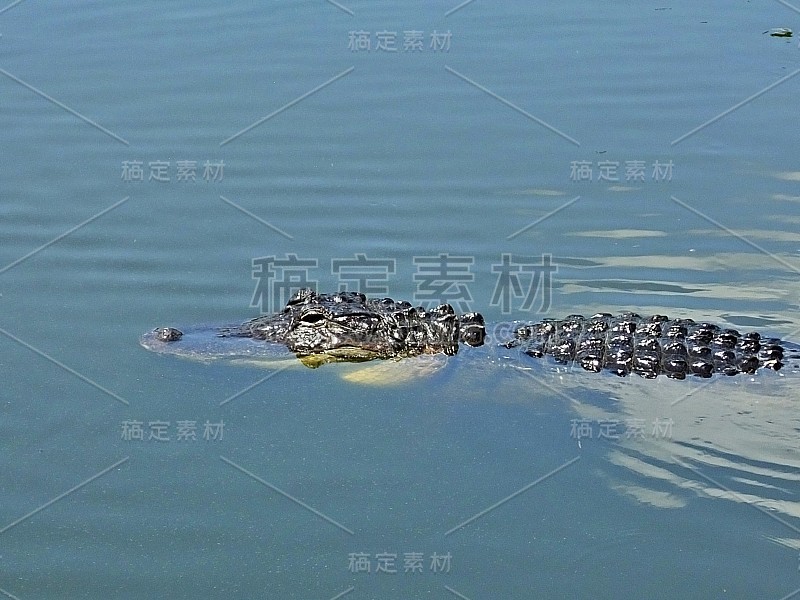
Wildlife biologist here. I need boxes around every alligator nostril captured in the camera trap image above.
[155,327,183,342]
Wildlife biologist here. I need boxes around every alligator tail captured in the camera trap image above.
[507,313,797,379]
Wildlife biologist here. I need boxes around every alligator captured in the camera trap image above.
[144,288,486,369]
[141,288,799,379]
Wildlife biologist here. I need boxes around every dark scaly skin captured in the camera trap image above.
[148,289,795,377]
[507,312,789,379]
[218,288,486,363]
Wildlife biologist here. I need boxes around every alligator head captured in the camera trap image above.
[228,288,486,367]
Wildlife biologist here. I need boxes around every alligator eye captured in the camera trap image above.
[300,312,326,325]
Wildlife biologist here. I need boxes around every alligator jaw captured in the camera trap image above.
[297,347,382,368]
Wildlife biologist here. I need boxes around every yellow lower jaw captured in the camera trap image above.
[297,348,381,368]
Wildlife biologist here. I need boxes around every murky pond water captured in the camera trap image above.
[2,1,800,597]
